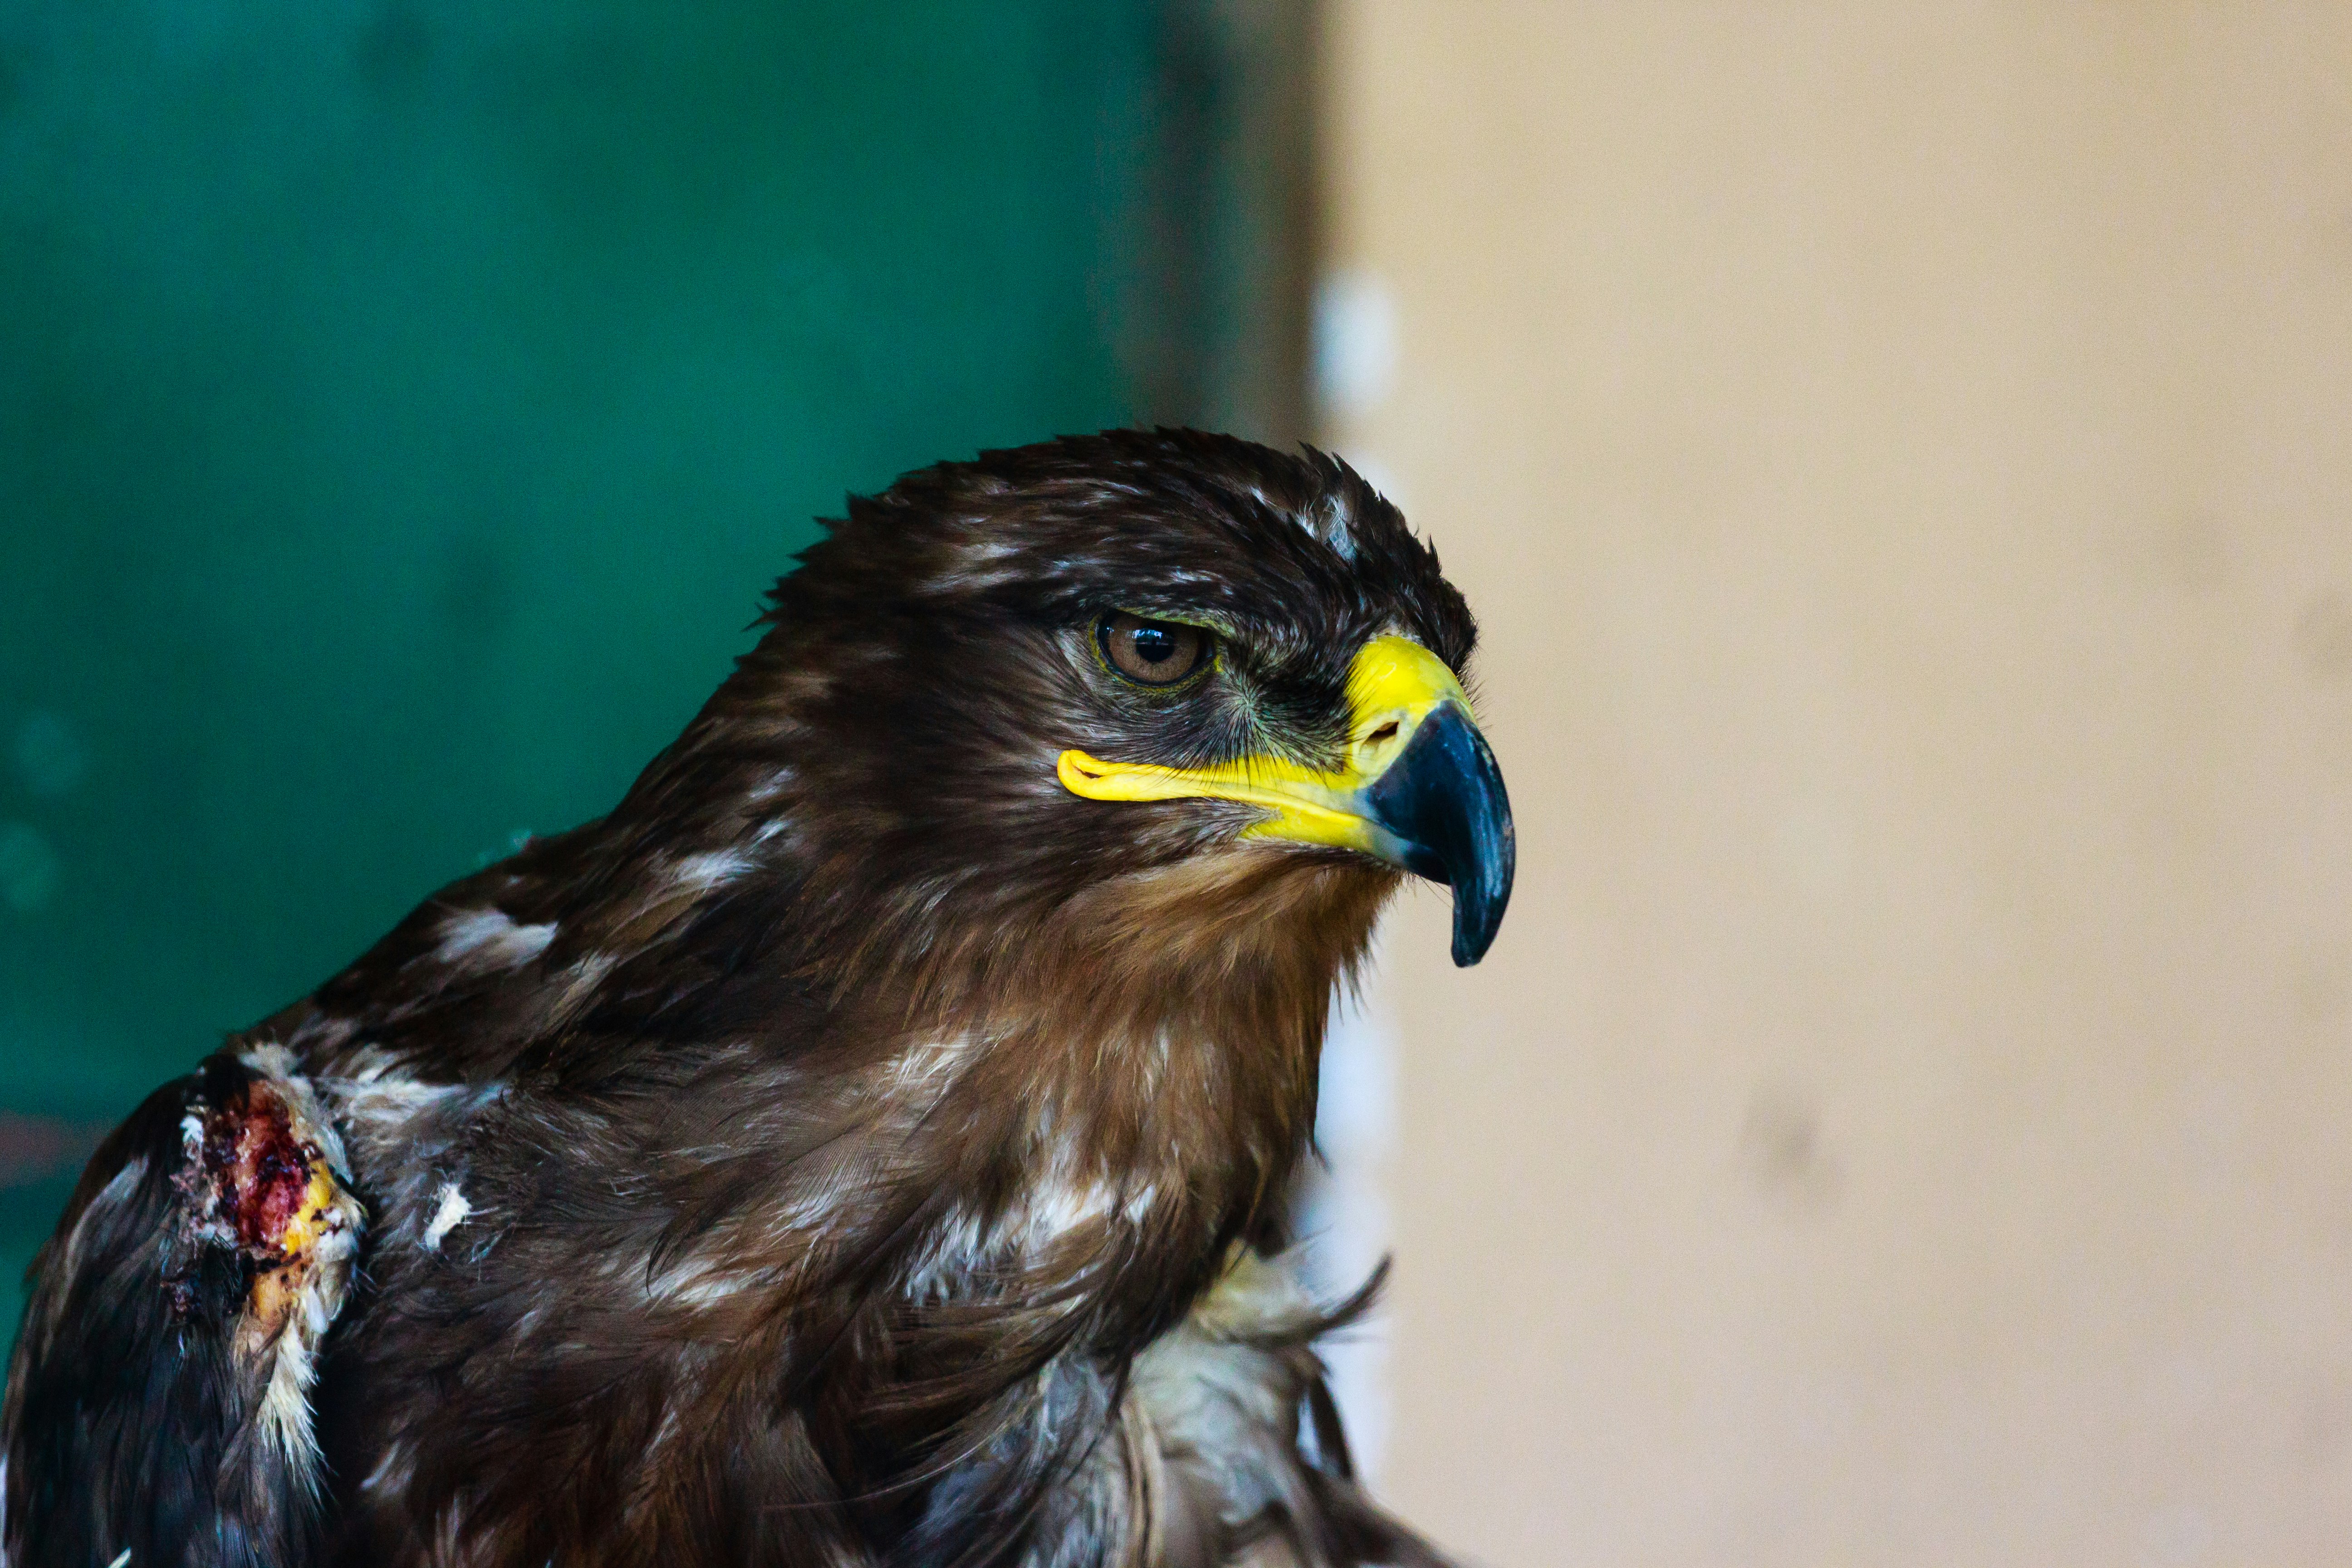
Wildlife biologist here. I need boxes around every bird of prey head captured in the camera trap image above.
[3,429,1512,1568]
[694,426,1509,989]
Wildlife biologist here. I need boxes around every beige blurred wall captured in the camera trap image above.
[1318,5,2352,1564]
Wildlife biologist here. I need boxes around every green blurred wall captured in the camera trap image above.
[0,0,1255,1333]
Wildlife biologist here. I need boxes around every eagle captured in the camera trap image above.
[1,430,1513,1568]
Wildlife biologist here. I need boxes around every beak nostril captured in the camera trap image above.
[1364,720,1400,745]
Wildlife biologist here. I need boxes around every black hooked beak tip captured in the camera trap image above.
[1361,702,1516,966]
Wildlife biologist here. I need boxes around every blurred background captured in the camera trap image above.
[6,2,2352,1563]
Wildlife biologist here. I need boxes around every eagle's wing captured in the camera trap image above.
[2,1048,363,1568]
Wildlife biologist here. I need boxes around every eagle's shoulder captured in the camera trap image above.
[1,1048,362,1568]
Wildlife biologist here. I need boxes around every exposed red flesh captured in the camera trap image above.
[194,1088,319,1254]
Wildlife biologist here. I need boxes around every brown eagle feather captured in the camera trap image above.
[2,430,1491,1568]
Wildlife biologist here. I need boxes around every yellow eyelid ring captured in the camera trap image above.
[1058,635,1515,966]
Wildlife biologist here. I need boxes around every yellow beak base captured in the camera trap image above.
[1057,635,1470,860]
[1056,632,1514,963]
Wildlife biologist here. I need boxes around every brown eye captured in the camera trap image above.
[1098,612,1208,687]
